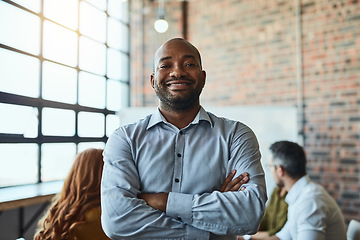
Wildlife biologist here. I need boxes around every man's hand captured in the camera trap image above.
[138,192,168,212]
[220,170,249,192]
[238,231,279,240]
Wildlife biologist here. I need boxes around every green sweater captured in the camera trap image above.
[259,187,288,236]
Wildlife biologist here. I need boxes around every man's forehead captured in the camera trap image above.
[155,42,197,59]
[153,39,202,70]
[157,54,197,62]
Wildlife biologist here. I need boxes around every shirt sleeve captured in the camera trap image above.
[275,221,291,240]
[296,195,327,239]
[297,230,325,240]
[100,129,209,240]
[166,126,267,236]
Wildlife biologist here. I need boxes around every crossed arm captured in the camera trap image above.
[139,170,249,212]
[102,126,266,238]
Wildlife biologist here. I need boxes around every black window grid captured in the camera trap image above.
[0,0,130,185]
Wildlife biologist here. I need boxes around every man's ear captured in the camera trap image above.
[277,166,285,177]
[202,70,206,86]
[150,73,155,89]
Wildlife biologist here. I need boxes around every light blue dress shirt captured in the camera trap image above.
[276,175,346,240]
[101,107,267,240]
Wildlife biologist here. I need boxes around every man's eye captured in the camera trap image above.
[185,63,195,67]
[160,65,168,69]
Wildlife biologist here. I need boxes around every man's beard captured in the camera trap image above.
[154,80,203,111]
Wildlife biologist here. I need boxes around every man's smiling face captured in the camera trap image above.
[151,39,206,111]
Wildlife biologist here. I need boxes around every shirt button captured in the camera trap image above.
[175,178,180,183]
[177,153,181,157]
[179,131,183,135]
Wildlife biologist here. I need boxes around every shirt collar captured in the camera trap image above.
[146,106,213,130]
[285,175,310,205]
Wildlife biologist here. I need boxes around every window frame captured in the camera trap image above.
[0,0,130,186]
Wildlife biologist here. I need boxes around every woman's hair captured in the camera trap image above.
[34,148,104,240]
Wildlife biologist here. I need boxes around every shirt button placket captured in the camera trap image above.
[174,152,182,185]
[173,131,184,192]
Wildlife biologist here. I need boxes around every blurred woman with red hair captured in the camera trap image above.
[34,148,110,240]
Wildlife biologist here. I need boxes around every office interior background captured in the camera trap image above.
[0,0,359,239]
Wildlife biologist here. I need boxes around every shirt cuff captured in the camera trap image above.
[186,225,209,239]
[166,192,193,224]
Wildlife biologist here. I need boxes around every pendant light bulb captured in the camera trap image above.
[154,19,168,33]
[154,0,168,33]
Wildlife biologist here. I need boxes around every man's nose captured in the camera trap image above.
[169,64,185,78]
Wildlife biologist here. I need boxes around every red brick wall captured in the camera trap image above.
[301,0,360,223]
[130,0,360,223]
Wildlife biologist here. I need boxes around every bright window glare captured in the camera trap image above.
[80,1,107,43]
[0,48,40,97]
[107,79,122,111]
[106,114,119,137]
[79,36,106,75]
[78,71,106,108]
[108,18,129,52]
[0,0,127,187]
[78,142,105,153]
[41,143,76,182]
[0,104,38,137]
[42,108,75,136]
[43,20,78,67]
[42,61,77,104]
[0,144,38,187]
[85,0,106,11]
[44,0,78,30]
[10,0,41,13]
[78,112,105,137]
[108,0,129,23]
[0,1,40,55]
[107,48,125,79]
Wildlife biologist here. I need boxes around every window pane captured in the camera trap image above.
[0,144,38,187]
[108,18,129,52]
[80,1,107,43]
[0,1,40,55]
[106,79,121,111]
[41,143,76,182]
[78,112,104,137]
[42,61,77,104]
[78,142,105,153]
[44,0,78,30]
[43,20,78,67]
[85,0,106,11]
[0,0,129,188]
[106,114,119,137]
[42,108,75,136]
[11,0,41,13]
[79,36,106,75]
[0,104,38,138]
[78,71,106,108]
[107,48,128,80]
[108,0,129,23]
[120,82,129,108]
[0,48,40,97]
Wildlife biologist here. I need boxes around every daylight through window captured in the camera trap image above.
[0,0,130,187]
